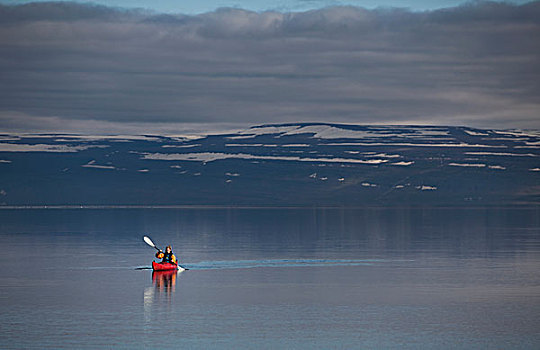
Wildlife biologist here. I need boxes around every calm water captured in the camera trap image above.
[0,207,539,349]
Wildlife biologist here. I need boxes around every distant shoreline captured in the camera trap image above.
[0,204,537,210]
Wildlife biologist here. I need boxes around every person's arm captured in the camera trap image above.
[171,254,177,264]
[155,251,164,259]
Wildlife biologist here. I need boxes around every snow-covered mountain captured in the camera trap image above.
[1,123,539,206]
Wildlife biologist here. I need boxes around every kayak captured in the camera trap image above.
[152,261,183,271]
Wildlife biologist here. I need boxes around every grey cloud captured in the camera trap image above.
[0,1,145,22]
[0,1,539,133]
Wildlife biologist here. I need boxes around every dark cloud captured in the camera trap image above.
[0,1,539,133]
[0,1,144,22]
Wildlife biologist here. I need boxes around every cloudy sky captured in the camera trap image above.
[0,1,539,134]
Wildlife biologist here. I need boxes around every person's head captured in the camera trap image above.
[165,245,172,253]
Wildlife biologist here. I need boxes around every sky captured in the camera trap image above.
[0,1,539,134]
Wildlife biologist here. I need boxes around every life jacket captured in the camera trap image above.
[162,251,176,264]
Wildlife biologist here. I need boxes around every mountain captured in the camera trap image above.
[1,123,539,206]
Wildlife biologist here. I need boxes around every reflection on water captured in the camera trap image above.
[152,270,177,293]
[143,270,184,322]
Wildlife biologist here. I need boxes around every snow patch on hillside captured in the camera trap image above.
[465,152,538,157]
[82,160,116,170]
[55,135,161,142]
[236,125,451,140]
[365,153,401,158]
[494,130,540,138]
[464,130,489,136]
[141,152,389,164]
[226,144,278,147]
[0,143,107,152]
[162,144,201,148]
[325,142,505,148]
[449,163,486,168]
[238,125,300,137]
[417,185,437,190]
[390,161,414,166]
[227,135,258,140]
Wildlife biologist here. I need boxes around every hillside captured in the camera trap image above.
[1,123,539,206]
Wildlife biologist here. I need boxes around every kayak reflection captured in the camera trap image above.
[152,270,177,294]
[143,270,182,321]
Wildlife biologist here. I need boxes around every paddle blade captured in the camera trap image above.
[143,236,156,248]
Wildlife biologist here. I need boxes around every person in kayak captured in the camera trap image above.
[155,245,177,265]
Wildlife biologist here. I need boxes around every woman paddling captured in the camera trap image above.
[156,245,177,265]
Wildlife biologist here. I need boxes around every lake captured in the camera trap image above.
[1,207,539,349]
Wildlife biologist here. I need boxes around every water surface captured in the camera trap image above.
[1,207,539,349]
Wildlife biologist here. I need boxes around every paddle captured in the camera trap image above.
[143,235,189,270]
[143,235,160,251]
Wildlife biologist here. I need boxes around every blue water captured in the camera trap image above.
[0,207,539,349]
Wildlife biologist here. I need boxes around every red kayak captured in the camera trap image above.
[152,261,179,271]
